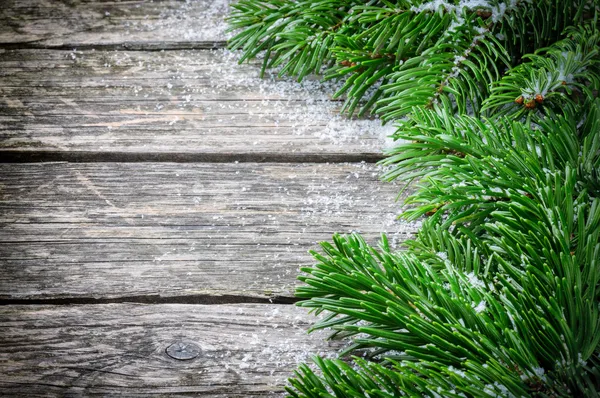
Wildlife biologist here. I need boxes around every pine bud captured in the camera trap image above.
[525,99,536,109]
[425,208,438,217]
[534,94,544,104]
[476,10,492,18]
[515,96,524,105]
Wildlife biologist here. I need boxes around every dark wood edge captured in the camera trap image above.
[0,41,229,51]
[0,150,385,163]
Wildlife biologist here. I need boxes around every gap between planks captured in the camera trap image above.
[0,293,299,306]
[0,151,385,164]
[0,41,228,51]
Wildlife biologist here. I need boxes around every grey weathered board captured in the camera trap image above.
[0,162,416,302]
[0,49,392,161]
[0,0,230,49]
[0,0,410,395]
[0,303,341,396]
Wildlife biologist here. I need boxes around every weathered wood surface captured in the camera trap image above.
[0,2,409,395]
[0,0,230,49]
[0,49,393,161]
[0,303,340,396]
[0,162,417,301]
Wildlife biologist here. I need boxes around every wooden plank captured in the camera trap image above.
[0,162,418,301]
[0,49,393,161]
[0,303,339,396]
[0,0,230,49]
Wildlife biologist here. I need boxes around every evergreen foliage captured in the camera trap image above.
[228,0,600,396]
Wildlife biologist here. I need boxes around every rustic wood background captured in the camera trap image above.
[0,1,418,395]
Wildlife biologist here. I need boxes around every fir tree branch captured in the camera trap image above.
[483,23,600,119]
[227,1,600,396]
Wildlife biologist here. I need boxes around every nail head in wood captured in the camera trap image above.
[166,341,200,360]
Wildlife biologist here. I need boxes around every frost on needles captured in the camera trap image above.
[227,0,600,396]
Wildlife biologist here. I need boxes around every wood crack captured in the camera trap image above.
[0,150,385,163]
[0,294,300,306]
[0,41,228,51]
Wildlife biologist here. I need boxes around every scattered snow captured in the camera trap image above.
[412,0,519,24]
[472,300,487,313]
[466,272,486,290]
[120,0,232,42]
[483,381,516,398]
[533,366,545,378]
[101,47,396,150]
[448,365,467,377]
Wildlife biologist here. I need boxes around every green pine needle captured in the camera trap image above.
[228,1,600,396]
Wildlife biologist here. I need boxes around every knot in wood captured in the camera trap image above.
[166,341,201,360]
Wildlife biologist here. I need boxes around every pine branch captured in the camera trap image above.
[291,70,600,398]
[228,0,355,80]
[228,0,597,119]
[293,231,599,396]
[483,23,600,119]
[227,1,600,396]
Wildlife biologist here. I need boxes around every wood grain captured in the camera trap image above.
[0,162,418,302]
[0,1,417,396]
[0,0,230,49]
[0,303,339,396]
[0,49,393,161]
